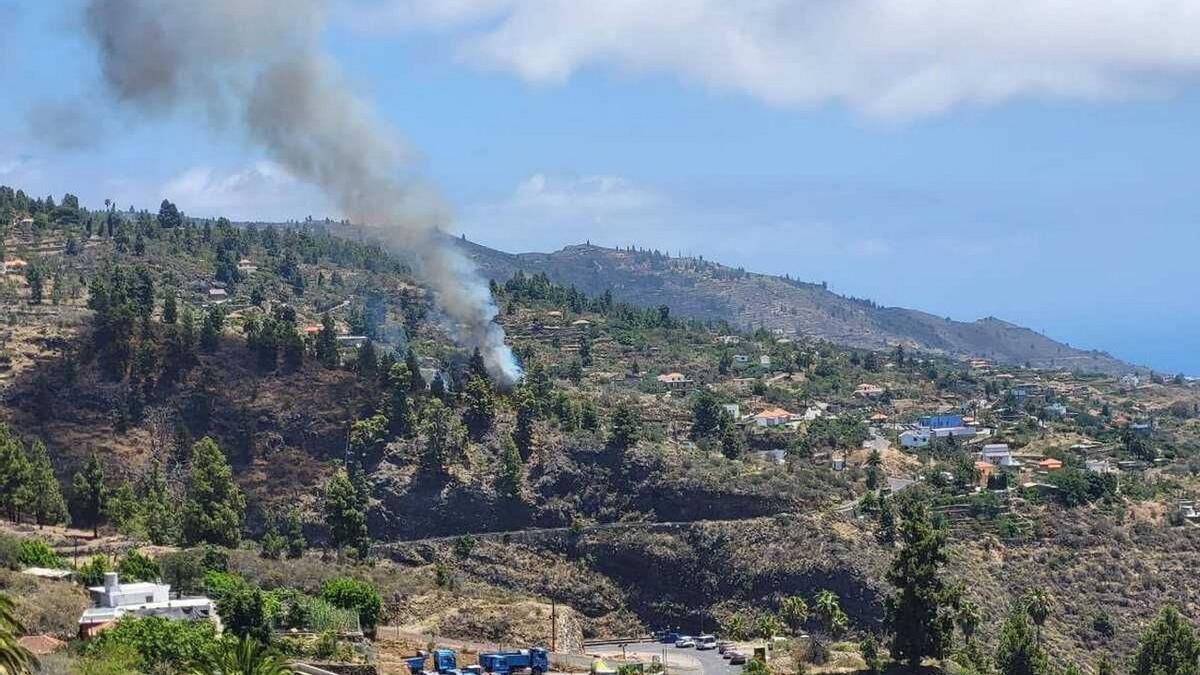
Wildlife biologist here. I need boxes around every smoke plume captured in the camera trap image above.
[84,0,522,386]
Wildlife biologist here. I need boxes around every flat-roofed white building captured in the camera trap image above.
[79,573,219,639]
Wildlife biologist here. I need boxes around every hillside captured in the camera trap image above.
[458,240,1135,374]
[3,189,1200,674]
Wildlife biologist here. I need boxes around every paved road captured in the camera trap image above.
[591,642,744,675]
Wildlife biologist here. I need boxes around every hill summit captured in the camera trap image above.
[459,239,1133,374]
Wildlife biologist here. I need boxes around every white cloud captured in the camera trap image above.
[160,161,334,221]
[350,0,1200,118]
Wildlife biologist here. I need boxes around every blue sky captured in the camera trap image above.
[3,1,1199,374]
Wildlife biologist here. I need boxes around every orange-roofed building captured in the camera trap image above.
[975,461,995,486]
[752,406,796,427]
[303,325,322,335]
[1038,458,1063,472]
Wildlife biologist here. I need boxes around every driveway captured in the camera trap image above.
[591,641,744,675]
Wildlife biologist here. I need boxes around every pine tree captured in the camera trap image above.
[260,510,286,560]
[71,453,107,537]
[322,468,368,555]
[513,388,537,461]
[181,437,246,547]
[141,466,180,546]
[995,604,1047,675]
[720,417,744,460]
[1132,606,1200,675]
[609,402,642,451]
[0,428,32,523]
[461,374,496,440]
[349,414,389,467]
[885,496,956,669]
[468,347,489,382]
[283,506,307,559]
[387,363,417,439]
[316,315,338,368]
[690,389,724,438]
[497,434,525,502]
[26,440,68,527]
[405,351,425,392]
[422,399,466,473]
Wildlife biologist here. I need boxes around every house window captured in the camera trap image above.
[146,595,154,603]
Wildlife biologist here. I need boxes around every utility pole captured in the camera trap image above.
[550,600,557,652]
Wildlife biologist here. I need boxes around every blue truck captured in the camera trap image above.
[477,648,550,675]
[405,649,478,675]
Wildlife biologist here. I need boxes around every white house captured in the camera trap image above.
[1119,374,1140,392]
[721,403,741,420]
[336,335,369,349]
[901,426,976,449]
[732,354,750,365]
[656,372,693,390]
[79,573,218,639]
[855,384,885,398]
[751,449,788,465]
[759,355,772,367]
[980,444,1019,468]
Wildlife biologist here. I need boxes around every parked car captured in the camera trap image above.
[658,631,682,644]
[675,637,696,649]
[696,636,718,650]
[728,651,747,665]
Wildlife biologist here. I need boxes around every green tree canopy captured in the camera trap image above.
[1133,606,1200,675]
[321,468,369,556]
[181,438,246,547]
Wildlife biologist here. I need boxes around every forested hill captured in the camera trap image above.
[456,239,1135,375]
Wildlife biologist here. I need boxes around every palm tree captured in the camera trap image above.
[1024,590,1053,646]
[0,592,37,675]
[814,590,848,637]
[779,596,810,635]
[189,636,292,675]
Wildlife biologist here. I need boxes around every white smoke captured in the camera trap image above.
[84,0,522,385]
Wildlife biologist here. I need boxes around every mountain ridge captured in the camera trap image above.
[456,238,1137,374]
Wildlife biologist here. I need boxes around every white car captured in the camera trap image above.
[696,636,718,650]
[675,637,696,648]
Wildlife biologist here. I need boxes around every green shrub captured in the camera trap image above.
[116,550,159,582]
[0,535,20,570]
[17,539,67,569]
[319,577,382,634]
[76,555,110,586]
[85,616,219,671]
[203,570,250,601]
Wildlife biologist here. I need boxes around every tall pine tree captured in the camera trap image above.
[26,440,67,527]
[885,494,957,669]
[181,437,246,547]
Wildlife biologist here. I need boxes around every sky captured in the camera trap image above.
[2,1,1199,374]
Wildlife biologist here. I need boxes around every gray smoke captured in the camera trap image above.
[84,0,522,386]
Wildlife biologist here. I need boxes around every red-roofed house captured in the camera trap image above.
[656,372,692,390]
[752,407,796,428]
[1038,458,1063,472]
